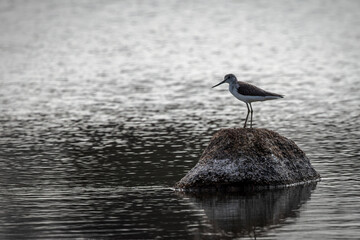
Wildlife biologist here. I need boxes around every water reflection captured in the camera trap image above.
[178,183,317,239]
[1,0,360,238]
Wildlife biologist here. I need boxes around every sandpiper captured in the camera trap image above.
[212,73,283,128]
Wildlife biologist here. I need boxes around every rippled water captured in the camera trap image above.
[1,0,360,239]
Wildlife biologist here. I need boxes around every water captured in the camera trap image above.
[1,0,360,239]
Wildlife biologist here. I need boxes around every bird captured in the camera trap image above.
[212,73,283,128]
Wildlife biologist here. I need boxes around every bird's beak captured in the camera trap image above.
[212,80,226,88]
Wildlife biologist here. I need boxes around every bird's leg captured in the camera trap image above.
[244,103,250,128]
[249,103,253,128]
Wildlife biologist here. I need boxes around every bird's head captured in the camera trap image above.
[212,73,237,88]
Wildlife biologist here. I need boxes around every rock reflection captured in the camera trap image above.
[178,183,317,238]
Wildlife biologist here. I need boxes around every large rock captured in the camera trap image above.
[175,128,320,191]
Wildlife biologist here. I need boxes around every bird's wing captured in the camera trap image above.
[237,81,283,97]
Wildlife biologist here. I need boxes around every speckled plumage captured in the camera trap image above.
[236,81,283,97]
[212,74,284,128]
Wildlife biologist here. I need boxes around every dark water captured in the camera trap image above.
[1,0,360,239]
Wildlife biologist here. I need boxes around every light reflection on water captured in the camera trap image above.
[1,0,360,239]
[177,183,317,239]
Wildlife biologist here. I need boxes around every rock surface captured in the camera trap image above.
[175,128,320,191]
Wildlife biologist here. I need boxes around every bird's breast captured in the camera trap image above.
[229,84,262,103]
[229,84,246,102]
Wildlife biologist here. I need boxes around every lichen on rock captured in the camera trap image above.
[175,128,320,191]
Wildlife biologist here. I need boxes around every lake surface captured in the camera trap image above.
[1,0,360,239]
